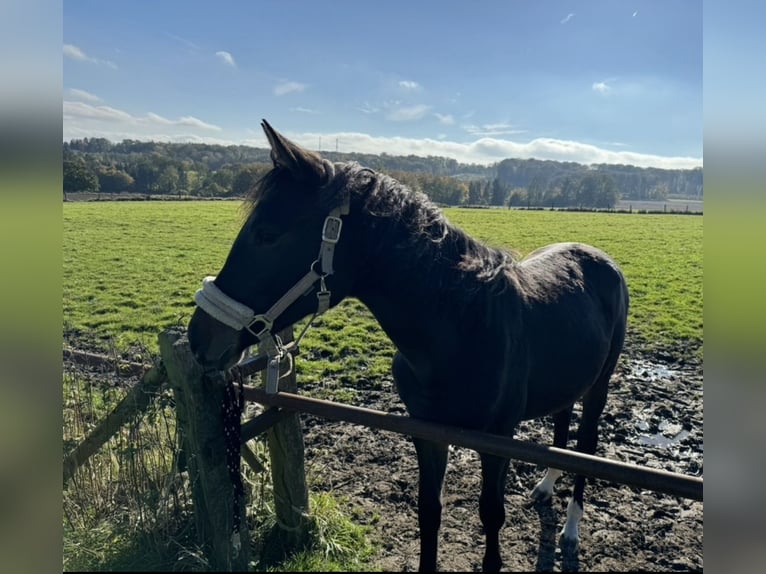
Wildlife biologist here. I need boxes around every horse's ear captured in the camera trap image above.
[261,119,326,185]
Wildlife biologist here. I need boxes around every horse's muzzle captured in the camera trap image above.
[188,307,246,371]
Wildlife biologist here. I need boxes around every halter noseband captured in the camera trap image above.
[194,161,349,393]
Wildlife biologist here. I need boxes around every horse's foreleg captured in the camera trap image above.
[479,453,510,572]
[413,437,449,572]
[531,406,572,502]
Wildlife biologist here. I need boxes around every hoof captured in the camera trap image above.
[530,484,554,503]
[529,486,553,502]
[559,529,579,551]
[482,555,503,572]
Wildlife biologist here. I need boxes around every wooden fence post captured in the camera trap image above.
[260,327,310,561]
[158,327,249,572]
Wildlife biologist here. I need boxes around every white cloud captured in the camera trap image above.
[165,32,200,51]
[177,116,222,130]
[274,80,307,96]
[142,112,221,131]
[63,103,702,170]
[67,88,101,102]
[63,43,117,69]
[592,81,611,94]
[292,106,318,114]
[64,101,221,132]
[357,102,379,114]
[398,80,421,91]
[632,10,639,17]
[434,112,455,125]
[64,125,237,146]
[282,130,701,169]
[63,44,87,61]
[561,13,575,24]
[145,112,173,125]
[464,122,526,137]
[387,104,431,122]
[63,101,132,122]
[215,50,236,67]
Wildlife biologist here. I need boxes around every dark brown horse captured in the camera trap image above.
[188,120,629,571]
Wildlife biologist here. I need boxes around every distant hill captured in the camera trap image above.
[495,157,702,201]
[63,138,702,205]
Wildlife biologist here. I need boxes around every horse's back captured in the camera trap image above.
[519,242,627,313]
[515,242,629,419]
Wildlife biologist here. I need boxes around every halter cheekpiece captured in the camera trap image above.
[194,160,349,393]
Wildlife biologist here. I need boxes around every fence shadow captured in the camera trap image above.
[532,498,580,572]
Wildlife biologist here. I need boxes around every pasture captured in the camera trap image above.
[63,201,703,374]
[63,200,703,571]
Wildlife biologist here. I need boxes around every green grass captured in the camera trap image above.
[264,493,376,572]
[63,201,701,571]
[63,366,376,572]
[64,202,702,368]
[445,208,703,357]
[63,201,244,350]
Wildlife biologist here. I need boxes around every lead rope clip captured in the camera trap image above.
[264,335,286,394]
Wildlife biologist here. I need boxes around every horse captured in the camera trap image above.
[188,120,629,572]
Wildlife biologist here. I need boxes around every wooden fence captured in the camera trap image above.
[63,326,703,570]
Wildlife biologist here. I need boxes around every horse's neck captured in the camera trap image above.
[349,205,486,365]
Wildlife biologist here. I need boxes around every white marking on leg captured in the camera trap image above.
[560,498,583,544]
[531,467,562,500]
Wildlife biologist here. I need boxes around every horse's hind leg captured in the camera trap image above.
[479,453,511,572]
[562,374,610,546]
[531,406,573,502]
[413,437,449,572]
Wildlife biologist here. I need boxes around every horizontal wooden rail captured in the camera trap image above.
[240,408,290,443]
[242,386,703,502]
[63,347,151,377]
[228,342,300,380]
[64,362,167,483]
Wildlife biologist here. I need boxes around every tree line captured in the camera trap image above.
[63,138,702,208]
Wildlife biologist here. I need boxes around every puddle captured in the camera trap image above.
[627,359,680,382]
[637,428,690,447]
[636,419,691,447]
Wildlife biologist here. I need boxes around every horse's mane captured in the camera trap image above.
[244,161,518,297]
[344,162,518,295]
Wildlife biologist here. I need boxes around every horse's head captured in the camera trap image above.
[188,120,358,370]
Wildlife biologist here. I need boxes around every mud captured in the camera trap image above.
[64,336,703,571]
[298,345,703,572]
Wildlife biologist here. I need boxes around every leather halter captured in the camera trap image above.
[194,165,349,393]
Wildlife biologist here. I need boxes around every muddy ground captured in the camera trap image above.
[297,342,703,572]
[64,337,703,572]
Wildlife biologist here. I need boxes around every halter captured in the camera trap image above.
[194,161,349,393]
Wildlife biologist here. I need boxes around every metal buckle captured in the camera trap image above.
[245,314,272,339]
[321,216,343,244]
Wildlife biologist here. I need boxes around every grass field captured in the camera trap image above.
[63,202,703,381]
[63,200,702,570]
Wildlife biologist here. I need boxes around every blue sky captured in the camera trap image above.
[63,1,701,169]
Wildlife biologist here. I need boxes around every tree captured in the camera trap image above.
[64,160,99,194]
[527,176,545,206]
[156,165,180,195]
[490,178,508,206]
[131,159,161,194]
[97,167,134,193]
[507,187,526,208]
[231,165,270,197]
[467,180,486,205]
[574,173,620,208]
[558,176,578,206]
